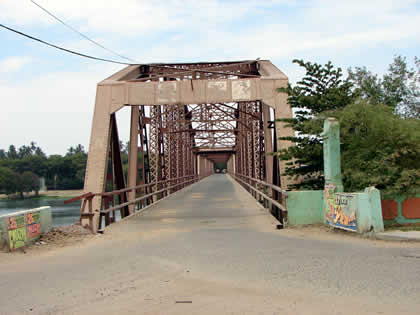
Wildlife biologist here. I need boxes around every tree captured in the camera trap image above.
[0,166,18,196]
[7,145,18,160]
[348,55,420,118]
[326,102,420,196]
[49,145,87,189]
[1,142,89,192]
[14,155,47,177]
[18,145,33,159]
[276,59,357,190]
[16,171,40,199]
[66,144,85,156]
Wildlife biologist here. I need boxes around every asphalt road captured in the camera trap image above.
[1,175,419,314]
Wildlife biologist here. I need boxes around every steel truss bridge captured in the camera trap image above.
[68,60,295,233]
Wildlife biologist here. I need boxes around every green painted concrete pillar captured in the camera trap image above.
[322,117,343,192]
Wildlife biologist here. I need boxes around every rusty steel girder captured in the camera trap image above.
[80,60,295,232]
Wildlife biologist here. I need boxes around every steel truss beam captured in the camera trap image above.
[80,60,296,232]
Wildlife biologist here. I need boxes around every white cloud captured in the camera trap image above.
[0,0,419,155]
[0,63,121,155]
[0,56,32,73]
[1,0,418,59]
[0,0,298,36]
[0,0,53,25]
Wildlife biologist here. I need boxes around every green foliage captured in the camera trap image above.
[19,171,40,196]
[0,166,18,195]
[348,55,420,118]
[277,56,419,194]
[7,145,18,159]
[0,142,87,191]
[48,146,87,190]
[326,102,420,196]
[276,59,356,189]
[0,167,40,198]
[280,59,356,116]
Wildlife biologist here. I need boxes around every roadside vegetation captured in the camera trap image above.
[0,142,132,199]
[277,55,420,197]
[0,143,87,199]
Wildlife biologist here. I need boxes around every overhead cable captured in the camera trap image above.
[0,23,134,65]
[30,0,137,63]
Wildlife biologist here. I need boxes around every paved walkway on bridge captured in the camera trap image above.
[1,175,420,315]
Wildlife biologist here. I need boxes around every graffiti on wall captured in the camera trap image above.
[7,211,41,251]
[325,184,357,231]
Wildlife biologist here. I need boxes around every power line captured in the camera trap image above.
[0,23,135,65]
[30,0,138,63]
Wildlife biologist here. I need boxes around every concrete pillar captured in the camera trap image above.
[82,85,113,231]
[321,118,343,192]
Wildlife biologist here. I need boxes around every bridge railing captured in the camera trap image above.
[97,175,201,229]
[65,174,205,231]
[229,173,287,227]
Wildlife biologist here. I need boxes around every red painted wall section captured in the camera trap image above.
[381,200,399,220]
[402,198,420,219]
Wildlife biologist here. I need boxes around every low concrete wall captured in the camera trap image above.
[381,194,420,226]
[0,206,52,252]
[287,191,324,225]
[324,186,384,233]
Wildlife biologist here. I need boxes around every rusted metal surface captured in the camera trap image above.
[81,60,295,232]
[229,173,287,227]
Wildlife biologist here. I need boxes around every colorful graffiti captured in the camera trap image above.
[7,211,41,251]
[325,184,357,231]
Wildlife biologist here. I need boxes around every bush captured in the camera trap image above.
[326,102,420,196]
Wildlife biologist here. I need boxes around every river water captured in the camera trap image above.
[0,198,81,227]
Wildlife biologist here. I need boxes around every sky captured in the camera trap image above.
[0,0,419,155]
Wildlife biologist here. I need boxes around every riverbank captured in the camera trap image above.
[0,196,82,227]
[0,189,83,200]
[0,223,94,256]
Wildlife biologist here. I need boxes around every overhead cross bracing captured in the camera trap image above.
[130,60,260,82]
[79,60,296,232]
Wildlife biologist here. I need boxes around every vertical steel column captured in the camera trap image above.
[263,103,274,209]
[175,106,182,188]
[109,114,129,217]
[127,106,139,214]
[252,101,261,180]
[245,102,253,179]
[149,105,162,200]
[181,105,188,183]
[162,107,170,194]
[138,106,150,206]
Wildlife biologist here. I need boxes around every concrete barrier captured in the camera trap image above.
[287,190,324,225]
[287,188,384,234]
[0,206,52,252]
[324,186,384,233]
[286,118,384,234]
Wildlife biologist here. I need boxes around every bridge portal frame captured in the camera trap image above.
[82,60,294,232]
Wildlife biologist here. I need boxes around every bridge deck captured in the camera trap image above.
[1,175,420,314]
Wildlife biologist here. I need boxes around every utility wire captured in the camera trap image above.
[0,23,135,65]
[30,0,137,63]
